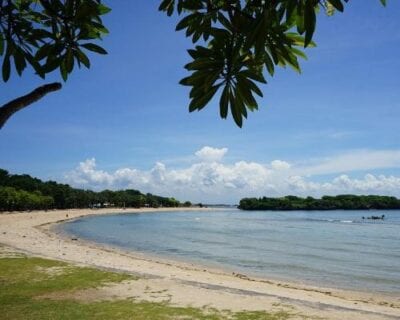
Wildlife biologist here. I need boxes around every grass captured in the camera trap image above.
[0,253,291,320]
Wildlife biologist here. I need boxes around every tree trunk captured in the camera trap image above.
[0,82,62,129]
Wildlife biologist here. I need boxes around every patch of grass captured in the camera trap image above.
[0,255,292,320]
[0,256,133,296]
[232,310,290,320]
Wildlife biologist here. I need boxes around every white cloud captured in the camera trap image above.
[271,160,291,170]
[65,147,400,203]
[195,146,228,162]
[298,150,400,176]
[65,158,113,187]
[285,174,400,195]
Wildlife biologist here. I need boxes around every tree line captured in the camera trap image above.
[0,169,191,212]
[239,195,400,211]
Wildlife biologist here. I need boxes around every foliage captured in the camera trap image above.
[0,186,54,211]
[239,194,400,210]
[183,200,192,207]
[0,1,388,128]
[160,0,387,127]
[0,254,291,320]
[0,0,110,82]
[0,168,185,211]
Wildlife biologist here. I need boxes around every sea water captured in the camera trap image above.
[60,209,400,293]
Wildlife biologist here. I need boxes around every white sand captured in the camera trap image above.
[0,208,399,319]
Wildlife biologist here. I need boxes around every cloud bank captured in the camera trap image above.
[65,147,400,203]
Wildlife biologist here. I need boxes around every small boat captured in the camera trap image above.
[362,214,385,220]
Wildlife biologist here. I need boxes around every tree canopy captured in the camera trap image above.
[1,0,387,129]
[160,0,387,126]
[0,168,189,211]
[0,0,110,82]
[239,194,400,210]
[0,0,110,128]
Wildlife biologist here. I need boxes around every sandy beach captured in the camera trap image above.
[0,208,399,320]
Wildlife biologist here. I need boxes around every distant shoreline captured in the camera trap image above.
[239,195,400,211]
[1,208,399,319]
[0,206,206,215]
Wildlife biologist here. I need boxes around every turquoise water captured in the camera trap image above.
[60,209,400,293]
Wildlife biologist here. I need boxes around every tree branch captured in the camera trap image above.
[0,82,62,129]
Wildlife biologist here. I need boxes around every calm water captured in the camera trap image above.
[60,209,400,293]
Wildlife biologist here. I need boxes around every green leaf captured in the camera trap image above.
[217,12,233,31]
[81,43,107,54]
[65,49,74,73]
[179,76,192,86]
[176,14,198,31]
[2,54,11,82]
[98,4,112,14]
[60,60,68,81]
[219,85,229,119]
[14,49,27,76]
[188,85,219,112]
[0,37,4,56]
[238,75,264,98]
[35,45,52,61]
[158,0,171,11]
[263,53,275,76]
[158,0,175,16]
[75,49,90,68]
[296,11,305,34]
[304,1,317,47]
[24,53,45,78]
[327,0,344,12]
[239,70,267,85]
[291,47,308,60]
[230,90,243,128]
[192,30,202,43]
[42,57,61,74]
[237,79,258,110]
[185,58,220,71]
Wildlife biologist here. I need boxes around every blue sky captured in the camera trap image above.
[1,1,400,203]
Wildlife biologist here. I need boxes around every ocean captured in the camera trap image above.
[59,209,400,293]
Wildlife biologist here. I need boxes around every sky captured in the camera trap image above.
[1,1,400,204]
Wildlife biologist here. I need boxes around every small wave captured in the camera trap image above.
[303,218,354,223]
[303,218,332,222]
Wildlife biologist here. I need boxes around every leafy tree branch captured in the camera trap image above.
[160,0,387,127]
[0,0,110,129]
[0,82,61,128]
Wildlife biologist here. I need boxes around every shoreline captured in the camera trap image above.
[52,210,396,297]
[1,208,399,319]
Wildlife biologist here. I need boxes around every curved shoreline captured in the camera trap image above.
[54,210,398,296]
[1,208,399,319]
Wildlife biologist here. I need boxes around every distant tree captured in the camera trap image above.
[239,194,400,211]
[0,0,110,128]
[183,201,192,207]
[0,168,187,211]
[0,168,9,184]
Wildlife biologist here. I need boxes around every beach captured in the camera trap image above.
[0,208,399,320]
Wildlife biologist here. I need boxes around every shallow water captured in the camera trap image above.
[60,209,400,293]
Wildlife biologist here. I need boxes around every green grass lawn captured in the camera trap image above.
[0,251,291,320]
